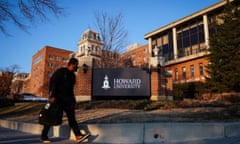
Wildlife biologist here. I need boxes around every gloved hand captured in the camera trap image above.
[49,97,56,104]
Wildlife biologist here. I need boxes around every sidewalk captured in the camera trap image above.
[1,126,240,144]
[0,127,76,144]
[1,106,240,143]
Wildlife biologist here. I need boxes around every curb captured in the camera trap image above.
[1,119,240,143]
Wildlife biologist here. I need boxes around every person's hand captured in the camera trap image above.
[49,97,56,104]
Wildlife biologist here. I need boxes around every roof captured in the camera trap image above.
[144,0,233,39]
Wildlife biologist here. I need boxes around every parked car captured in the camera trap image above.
[15,93,48,102]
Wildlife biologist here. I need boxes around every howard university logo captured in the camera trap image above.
[102,75,111,90]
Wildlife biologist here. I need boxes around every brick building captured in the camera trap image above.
[120,43,149,67]
[29,46,73,97]
[144,0,238,85]
[11,73,29,95]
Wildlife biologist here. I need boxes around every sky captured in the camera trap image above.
[0,0,220,73]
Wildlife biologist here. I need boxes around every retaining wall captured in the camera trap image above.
[0,119,240,144]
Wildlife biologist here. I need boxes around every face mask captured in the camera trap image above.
[74,65,79,72]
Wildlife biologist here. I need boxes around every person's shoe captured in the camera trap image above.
[40,137,51,143]
[76,133,90,143]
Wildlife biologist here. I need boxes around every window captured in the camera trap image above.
[49,55,54,60]
[34,54,43,64]
[199,63,204,75]
[132,52,136,57]
[198,24,205,43]
[190,27,198,45]
[133,60,136,66]
[56,56,61,61]
[144,57,147,63]
[175,68,178,80]
[190,65,194,77]
[144,48,147,53]
[182,67,186,79]
[182,30,190,48]
[55,64,60,69]
[62,57,67,63]
[94,33,96,40]
[48,71,53,77]
[48,63,53,68]
[177,23,205,57]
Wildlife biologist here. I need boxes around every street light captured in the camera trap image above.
[152,46,165,72]
[152,45,168,98]
[82,63,88,73]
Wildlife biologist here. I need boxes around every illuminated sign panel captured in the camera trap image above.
[92,68,150,97]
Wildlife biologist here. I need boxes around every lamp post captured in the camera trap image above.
[152,46,165,70]
[150,45,167,100]
[82,63,88,73]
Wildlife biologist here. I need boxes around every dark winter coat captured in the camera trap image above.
[49,67,76,105]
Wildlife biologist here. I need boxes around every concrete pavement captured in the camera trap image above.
[1,106,240,144]
[1,118,240,144]
[0,127,76,144]
[1,126,240,144]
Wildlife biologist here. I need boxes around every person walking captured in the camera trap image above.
[40,57,90,143]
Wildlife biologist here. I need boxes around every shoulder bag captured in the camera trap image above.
[38,102,63,126]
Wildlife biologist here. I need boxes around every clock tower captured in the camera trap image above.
[74,29,104,101]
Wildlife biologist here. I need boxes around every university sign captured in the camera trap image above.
[92,68,150,97]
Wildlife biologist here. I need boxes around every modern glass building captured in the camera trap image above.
[144,0,238,84]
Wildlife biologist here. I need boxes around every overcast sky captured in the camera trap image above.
[0,0,220,73]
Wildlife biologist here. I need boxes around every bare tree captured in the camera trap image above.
[0,0,64,35]
[10,79,24,96]
[94,11,128,68]
[0,65,19,97]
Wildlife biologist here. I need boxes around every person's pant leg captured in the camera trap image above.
[63,103,81,136]
[41,125,51,138]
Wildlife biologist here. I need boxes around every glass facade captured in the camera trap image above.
[177,21,205,58]
[152,31,174,61]
[146,0,240,84]
[151,17,207,63]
